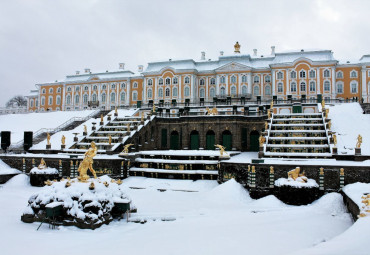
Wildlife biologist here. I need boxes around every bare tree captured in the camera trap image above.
[6,95,27,107]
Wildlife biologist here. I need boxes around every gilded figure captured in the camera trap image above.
[46,133,51,145]
[61,135,66,145]
[77,141,98,182]
[356,134,362,148]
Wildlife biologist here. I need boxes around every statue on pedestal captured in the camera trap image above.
[38,158,47,169]
[356,134,362,148]
[234,41,241,53]
[84,125,87,134]
[215,144,229,158]
[287,167,307,183]
[61,135,66,145]
[121,144,134,155]
[46,133,51,146]
[333,134,337,147]
[100,114,104,123]
[77,142,98,182]
[108,135,112,145]
[141,112,144,122]
[321,99,325,110]
[259,135,266,146]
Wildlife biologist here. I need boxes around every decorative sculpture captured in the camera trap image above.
[321,99,325,110]
[61,135,66,145]
[325,108,329,117]
[100,114,104,123]
[46,133,51,146]
[121,144,134,154]
[152,104,156,113]
[270,101,273,109]
[206,107,212,115]
[270,166,274,174]
[287,167,307,183]
[108,135,112,145]
[211,107,218,115]
[115,106,118,115]
[356,134,362,148]
[215,144,229,157]
[141,112,144,122]
[333,134,337,147]
[327,120,331,129]
[259,135,266,146]
[38,158,47,169]
[234,41,241,53]
[267,109,271,119]
[265,122,268,130]
[77,141,98,182]
[84,125,87,134]
[127,123,130,131]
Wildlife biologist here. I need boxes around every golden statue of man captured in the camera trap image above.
[83,125,87,133]
[211,107,218,115]
[61,135,66,145]
[234,41,241,53]
[127,123,130,131]
[108,135,112,145]
[215,144,227,157]
[321,99,325,109]
[100,114,104,122]
[259,135,266,146]
[332,134,337,147]
[356,134,362,148]
[267,109,271,119]
[38,158,47,169]
[152,104,156,113]
[141,112,144,122]
[46,133,51,145]
[122,144,134,154]
[77,141,98,182]
[115,106,118,115]
[265,122,268,130]
[270,101,274,109]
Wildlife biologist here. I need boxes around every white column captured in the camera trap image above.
[97,84,101,108]
[247,73,252,95]
[260,74,264,98]
[272,70,276,95]
[71,87,75,109]
[178,75,182,102]
[332,67,336,99]
[317,68,321,94]
[205,76,209,100]
[127,79,131,106]
[62,84,66,111]
[238,74,241,95]
[216,75,220,95]
[115,83,119,106]
[142,78,147,104]
[191,75,196,103]
[362,66,367,102]
[154,77,157,103]
[226,74,229,95]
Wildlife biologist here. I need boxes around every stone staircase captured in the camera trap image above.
[263,111,332,158]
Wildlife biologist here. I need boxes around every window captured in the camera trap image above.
[220,87,226,96]
[93,85,97,90]
[173,77,178,84]
[210,78,216,85]
[210,87,216,98]
[291,71,297,79]
[148,79,153,86]
[253,85,260,95]
[300,82,306,92]
[299,70,306,78]
[324,97,331,103]
[291,82,297,92]
[67,87,72,92]
[102,84,106,90]
[350,71,357,78]
[265,85,271,95]
[165,78,170,85]
[158,88,163,97]
[184,86,190,97]
[253,76,260,83]
[200,78,205,85]
[66,95,71,105]
[101,93,106,102]
[49,88,53,93]
[351,82,358,93]
[48,96,53,105]
[30,100,34,108]
[121,83,126,89]
[92,94,97,102]
[165,88,170,97]
[147,89,152,98]
[83,94,88,104]
[55,96,60,105]
[231,76,236,84]
[57,87,61,93]
[110,92,116,103]
[184,77,190,84]
[220,76,226,83]
[277,82,283,93]
[241,85,247,95]
[265,75,271,83]
[76,86,80,92]
[231,86,236,95]
[336,71,343,79]
[309,81,316,92]
[323,69,330,78]
[200,88,205,98]
[324,81,330,92]
[84,86,89,91]
[42,89,46,94]
[133,82,138,88]
[173,87,178,97]
[241,75,247,83]
[337,83,343,94]
[277,71,283,79]
[132,91,138,101]
[75,95,80,104]
[111,84,116,89]
[120,92,125,102]
[309,70,316,78]
[36,99,38,107]
[159,78,163,85]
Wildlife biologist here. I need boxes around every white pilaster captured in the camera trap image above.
[362,66,367,102]
[317,68,321,94]
[127,79,131,106]
[247,73,252,95]
[272,70,276,95]
[332,67,336,99]
[178,75,182,102]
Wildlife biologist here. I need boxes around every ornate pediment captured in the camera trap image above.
[89,75,100,81]
[216,62,251,72]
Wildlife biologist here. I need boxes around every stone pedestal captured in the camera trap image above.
[147,115,151,120]
[126,131,131,136]
[74,137,78,142]
[92,126,96,131]
[118,137,123,142]
[61,145,66,150]
[83,132,87,136]
[100,121,104,126]
[46,144,51,149]
[107,115,111,121]
[258,146,264,158]
[355,147,361,155]
[140,121,144,125]
[333,147,337,154]
[114,113,118,117]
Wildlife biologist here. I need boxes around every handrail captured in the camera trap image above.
[9,109,101,148]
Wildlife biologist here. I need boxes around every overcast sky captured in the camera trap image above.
[0,0,369,106]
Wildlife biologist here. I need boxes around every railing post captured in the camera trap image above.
[339,168,345,188]
[22,158,26,174]
[269,166,274,188]
[59,160,63,177]
[319,167,325,191]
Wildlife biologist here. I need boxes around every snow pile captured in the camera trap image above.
[275,177,319,188]
[2,174,30,189]
[29,167,58,175]
[328,103,370,155]
[311,193,348,216]
[249,195,288,209]
[23,175,133,228]
[205,179,252,205]
[0,159,21,175]
[342,182,370,207]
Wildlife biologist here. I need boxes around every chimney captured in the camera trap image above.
[76,71,80,75]
[138,65,144,72]
[119,63,125,70]
[253,49,257,56]
[84,68,90,73]
[271,46,275,55]
[201,51,205,60]
[220,51,224,56]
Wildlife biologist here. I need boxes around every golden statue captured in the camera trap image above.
[270,166,274,174]
[267,109,271,119]
[356,134,362,148]
[265,122,268,130]
[108,135,112,145]
[319,167,324,175]
[77,141,98,182]
[259,135,266,146]
[270,101,274,109]
[115,106,118,115]
[61,135,66,145]
[46,133,51,145]
[38,158,47,169]
[251,166,256,173]
[211,107,218,115]
[84,125,87,134]
[327,120,331,129]
[234,41,241,53]
[141,112,144,122]
[206,107,212,115]
[127,123,130,131]
[100,114,104,122]
[152,104,156,113]
[121,143,134,154]
[215,144,229,157]
[325,108,329,117]
[287,167,307,183]
[333,134,337,147]
[321,99,325,110]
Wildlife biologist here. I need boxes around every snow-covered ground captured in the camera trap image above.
[328,103,370,155]
[0,159,21,175]
[0,110,96,144]
[1,175,367,255]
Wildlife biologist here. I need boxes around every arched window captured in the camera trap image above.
[57,87,61,93]
[67,87,72,92]
[111,84,116,89]
[231,76,236,84]
[49,88,53,93]
[120,92,125,102]
[337,83,343,94]
[241,75,247,83]
[220,76,226,83]
[253,85,260,95]
[277,82,283,93]
[173,87,178,97]
[83,94,88,104]
[200,78,205,85]
[351,82,358,93]
[110,92,116,103]
[210,87,215,98]
[290,71,297,79]
[300,82,306,92]
[299,70,306,78]
[210,78,216,85]
[324,81,331,92]
[75,95,80,104]
[309,70,316,78]
[56,96,61,105]
[265,75,271,83]
[158,88,163,97]
[92,94,97,102]
[101,93,106,102]
[93,85,97,90]
[291,82,297,92]
[165,78,171,85]
[165,88,170,97]
[102,84,106,90]
[76,86,80,92]
[121,83,126,88]
[309,81,316,92]
[231,86,237,95]
[265,85,271,95]
[147,89,152,98]
[132,91,138,101]
[35,99,38,107]
[220,87,226,96]
[336,71,343,79]
[324,69,330,78]
[277,72,283,79]
[253,76,260,83]
[350,71,357,78]
[84,86,89,91]
[30,100,34,108]
[184,77,190,84]
[148,79,153,86]
[42,88,46,94]
[200,88,205,98]
[184,86,190,97]
[48,96,53,105]
[66,95,71,105]
[159,78,164,85]
[241,85,247,95]
[173,77,178,84]
[133,82,138,88]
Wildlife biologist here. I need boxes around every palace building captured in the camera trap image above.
[27,43,370,112]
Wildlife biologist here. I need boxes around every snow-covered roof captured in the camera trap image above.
[64,70,136,83]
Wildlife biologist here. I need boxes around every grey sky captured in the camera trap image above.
[0,0,369,106]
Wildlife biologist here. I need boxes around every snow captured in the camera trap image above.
[0,175,362,255]
[342,182,370,208]
[0,159,21,175]
[29,167,59,175]
[328,103,370,155]
[0,110,96,144]
[275,177,319,188]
